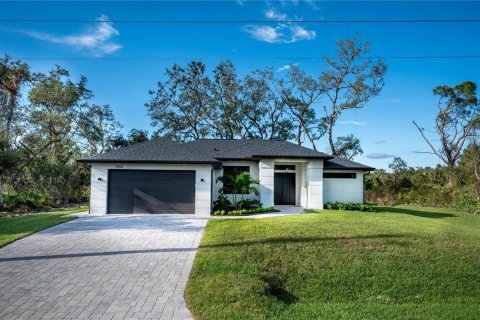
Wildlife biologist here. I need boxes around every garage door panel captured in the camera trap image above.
[108,170,195,214]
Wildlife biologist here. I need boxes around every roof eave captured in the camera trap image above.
[253,155,334,160]
[77,159,221,165]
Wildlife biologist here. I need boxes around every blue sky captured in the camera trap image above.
[1,1,479,170]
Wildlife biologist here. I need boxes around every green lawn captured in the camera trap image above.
[0,207,87,247]
[186,206,480,320]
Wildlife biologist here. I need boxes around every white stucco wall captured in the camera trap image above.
[323,170,365,203]
[259,159,275,207]
[306,159,324,209]
[89,163,213,216]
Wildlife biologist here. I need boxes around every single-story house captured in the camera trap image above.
[79,138,374,216]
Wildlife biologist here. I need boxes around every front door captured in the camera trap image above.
[274,173,295,205]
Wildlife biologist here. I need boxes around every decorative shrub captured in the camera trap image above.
[213,194,233,212]
[213,206,276,216]
[324,202,376,212]
[237,199,262,210]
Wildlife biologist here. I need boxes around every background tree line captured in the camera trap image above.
[0,35,477,212]
[146,37,386,160]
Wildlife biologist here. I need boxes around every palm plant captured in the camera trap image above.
[217,172,260,209]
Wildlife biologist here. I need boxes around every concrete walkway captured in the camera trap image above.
[0,214,208,320]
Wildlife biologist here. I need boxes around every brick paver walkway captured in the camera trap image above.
[0,214,207,320]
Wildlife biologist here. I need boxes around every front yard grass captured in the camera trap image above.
[0,206,87,247]
[186,206,480,319]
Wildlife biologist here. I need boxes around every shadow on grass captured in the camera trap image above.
[262,274,298,305]
[200,233,405,249]
[377,207,457,219]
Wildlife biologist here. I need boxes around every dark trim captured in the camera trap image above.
[324,167,374,171]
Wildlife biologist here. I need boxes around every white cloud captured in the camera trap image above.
[244,6,316,44]
[338,120,366,126]
[265,9,288,21]
[290,25,316,41]
[22,15,121,56]
[375,140,387,144]
[244,24,316,44]
[244,25,281,43]
[367,153,395,159]
[236,0,245,6]
[277,62,299,72]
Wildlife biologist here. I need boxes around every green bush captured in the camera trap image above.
[213,194,233,212]
[4,189,51,209]
[213,206,276,216]
[323,202,376,212]
[237,199,262,210]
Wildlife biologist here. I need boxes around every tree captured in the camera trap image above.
[217,172,260,210]
[23,66,90,158]
[282,65,324,149]
[146,61,212,141]
[388,157,408,192]
[319,36,387,156]
[413,81,479,185]
[458,139,480,198]
[0,55,31,141]
[146,60,293,141]
[241,69,293,140]
[18,66,90,204]
[333,134,363,160]
[0,56,31,206]
[77,104,122,155]
[109,129,149,150]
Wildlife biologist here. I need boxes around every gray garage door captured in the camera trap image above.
[107,170,195,214]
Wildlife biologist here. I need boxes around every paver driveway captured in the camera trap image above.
[0,214,208,320]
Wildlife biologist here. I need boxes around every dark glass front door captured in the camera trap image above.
[274,173,296,205]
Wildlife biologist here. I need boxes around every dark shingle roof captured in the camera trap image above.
[78,138,220,164]
[324,156,374,171]
[79,138,373,170]
[186,139,332,160]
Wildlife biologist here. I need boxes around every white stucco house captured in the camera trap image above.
[79,138,374,216]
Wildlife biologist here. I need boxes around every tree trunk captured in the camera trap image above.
[4,91,15,141]
[447,163,455,188]
[328,121,336,155]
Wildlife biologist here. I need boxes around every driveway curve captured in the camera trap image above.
[0,214,208,320]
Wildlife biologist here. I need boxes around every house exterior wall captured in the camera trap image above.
[212,160,260,205]
[306,159,324,209]
[323,170,365,203]
[259,159,275,208]
[89,162,213,216]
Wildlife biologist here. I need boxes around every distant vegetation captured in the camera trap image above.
[366,151,479,213]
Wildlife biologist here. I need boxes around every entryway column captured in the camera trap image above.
[259,159,274,207]
[306,160,324,209]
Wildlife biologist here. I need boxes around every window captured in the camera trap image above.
[323,172,356,179]
[222,166,250,194]
[275,165,296,171]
